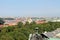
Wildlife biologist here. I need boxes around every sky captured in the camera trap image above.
[0,0,60,17]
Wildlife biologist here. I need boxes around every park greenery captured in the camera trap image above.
[0,21,60,40]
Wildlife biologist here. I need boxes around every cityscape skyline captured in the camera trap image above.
[0,0,60,17]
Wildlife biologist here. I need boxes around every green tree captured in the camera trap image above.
[17,22,23,28]
[30,21,36,25]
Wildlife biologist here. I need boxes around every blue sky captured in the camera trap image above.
[0,0,60,17]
